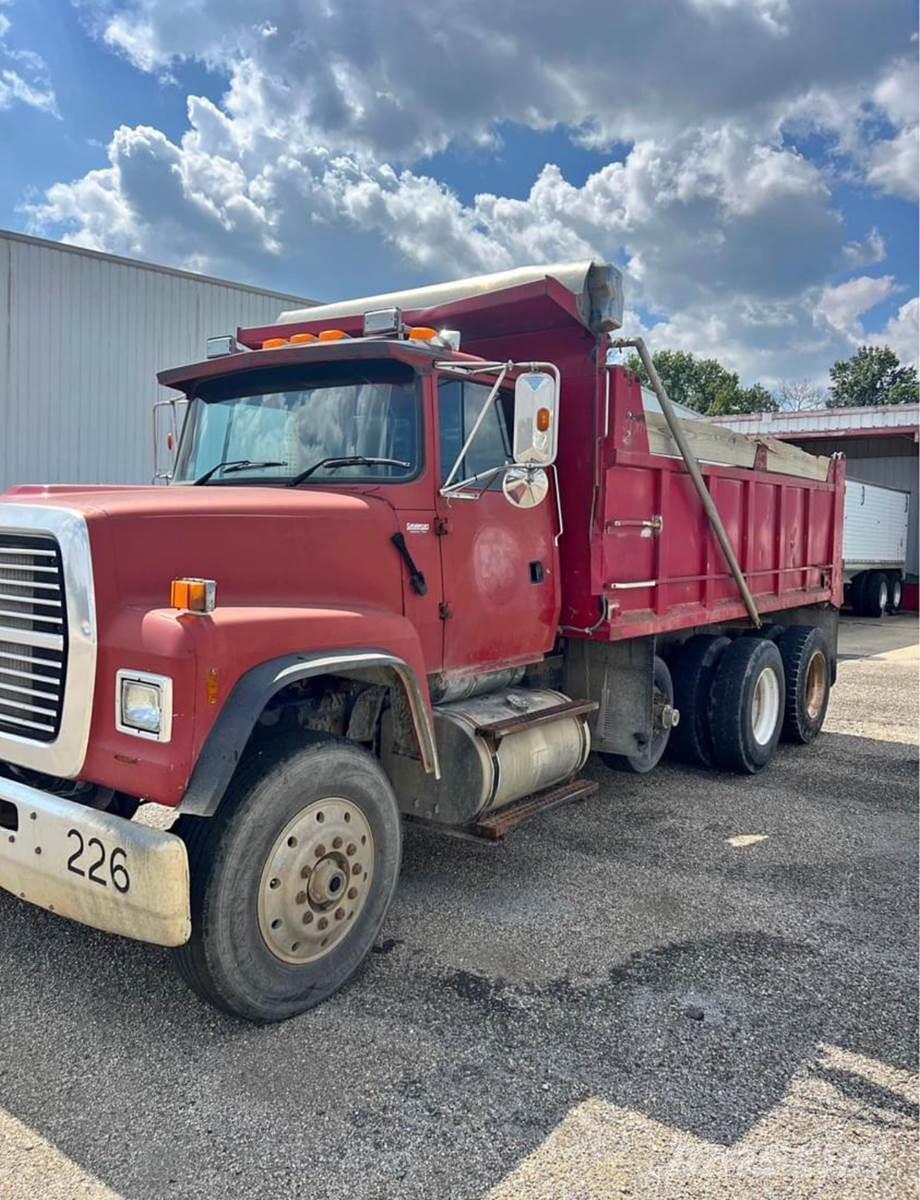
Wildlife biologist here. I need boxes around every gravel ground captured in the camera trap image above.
[0,615,916,1199]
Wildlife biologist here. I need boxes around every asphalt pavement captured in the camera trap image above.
[0,615,917,1199]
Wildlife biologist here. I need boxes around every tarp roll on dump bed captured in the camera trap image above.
[278,261,625,335]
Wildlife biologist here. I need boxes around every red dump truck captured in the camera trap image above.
[0,262,844,1021]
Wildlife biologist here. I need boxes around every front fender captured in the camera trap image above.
[88,604,434,810]
[180,648,437,818]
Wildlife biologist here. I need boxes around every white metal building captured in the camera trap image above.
[709,405,919,584]
[0,230,314,493]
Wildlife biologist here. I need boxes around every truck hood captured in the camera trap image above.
[1,484,406,613]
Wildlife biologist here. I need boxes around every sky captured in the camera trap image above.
[0,0,917,391]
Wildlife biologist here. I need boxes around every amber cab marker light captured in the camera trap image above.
[407,326,438,341]
[290,332,318,345]
[170,578,217,614]
[317,329,349,341]
[261,337,288,349]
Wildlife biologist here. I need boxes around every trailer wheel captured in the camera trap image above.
[849,572,868,615]
[860,571,890,618]
[668,635,731,766]
[173,732,401,1023]
[777,626,830,744]
[889,576,903,613]
[709,637,785,774]
[601,656,675,774]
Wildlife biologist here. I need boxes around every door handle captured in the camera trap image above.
[391,532,428,596]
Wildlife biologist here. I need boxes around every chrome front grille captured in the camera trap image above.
[0,534,67,742]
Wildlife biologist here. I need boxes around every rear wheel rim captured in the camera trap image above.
[751,666,781,746]
[892,580,902,608]
[258,798,374,965]
[804,651,828,721]
[878,580,889,611]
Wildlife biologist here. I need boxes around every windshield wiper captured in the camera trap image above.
[194,459,288,485]
[286,456,411,488]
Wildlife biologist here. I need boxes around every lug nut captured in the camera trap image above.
[332,836,343,849]
[347,887,357,900]
[335,907,345,921]
[295,891,307,905]
[346,843,356,856]
[317,917,328,931]
[302,912,314,925]
[315,844,327,857]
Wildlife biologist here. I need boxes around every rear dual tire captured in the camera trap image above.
[600,656,675,774]
[777,626,831,744]
[709,636,785,774]
[668,635,730,767]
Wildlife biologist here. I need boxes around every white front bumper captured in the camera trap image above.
[0,776,190,947]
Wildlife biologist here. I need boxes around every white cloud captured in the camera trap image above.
[817,275,898,338]
[843,227,887,267]
[867,297,920,366]
[815,276,919,370]
[90,0,915,160]
[0,3,57,116]
[23,0,920,383]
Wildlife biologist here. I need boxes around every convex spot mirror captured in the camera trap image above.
[513,372,559,467]
[502,466,549,510]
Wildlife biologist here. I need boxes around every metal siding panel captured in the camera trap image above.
[0,234,312,492]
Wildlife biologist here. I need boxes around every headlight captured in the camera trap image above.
[116,671,173,742]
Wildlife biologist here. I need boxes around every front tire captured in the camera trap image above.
[173,733,402,1023]
[709,637,785,774]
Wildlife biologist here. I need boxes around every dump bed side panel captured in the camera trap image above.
[565,367,845,641]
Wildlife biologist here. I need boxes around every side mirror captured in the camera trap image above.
[513,371,559,467]
[152,397,186,484]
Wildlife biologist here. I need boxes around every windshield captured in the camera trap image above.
[172,362,420,485]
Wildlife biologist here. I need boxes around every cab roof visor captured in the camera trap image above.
[275,260,624,336]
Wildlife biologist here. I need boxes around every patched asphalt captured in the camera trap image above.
[0,616,916,1199]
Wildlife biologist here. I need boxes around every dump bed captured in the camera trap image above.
[567,367,845,640]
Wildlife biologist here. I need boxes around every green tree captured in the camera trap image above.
[624,349,778,415]
[828,345,919,407]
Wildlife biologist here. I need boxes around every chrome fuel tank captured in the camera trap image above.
[382,687,591,827]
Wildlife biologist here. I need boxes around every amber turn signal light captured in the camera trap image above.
[536,407,552,432]
[170,578,217,614]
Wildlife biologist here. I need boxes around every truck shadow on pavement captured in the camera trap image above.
[0,728,916,1199]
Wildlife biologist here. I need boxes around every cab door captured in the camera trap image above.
[435,375,559,673]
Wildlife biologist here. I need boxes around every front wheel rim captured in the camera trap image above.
[258,797,374,965]
[751,666,781,746]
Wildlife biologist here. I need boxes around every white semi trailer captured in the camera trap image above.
[843,479,910,616]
